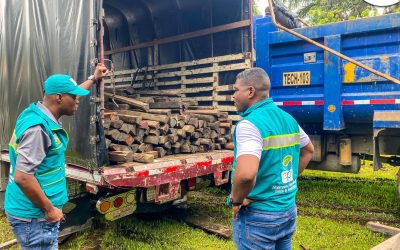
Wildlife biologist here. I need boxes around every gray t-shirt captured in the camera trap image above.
[7,102,61,221]
[15,102,61,174]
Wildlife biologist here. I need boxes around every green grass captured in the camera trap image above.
[0,212,15,242]
[294,216,385,250]
[100,217,235,250]
[0,163,398,249]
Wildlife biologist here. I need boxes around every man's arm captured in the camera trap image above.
[79,63,109,90]
[231,154,260,203]
[14,171,63,223]
[230,121,262,218]
[298,142,314,176]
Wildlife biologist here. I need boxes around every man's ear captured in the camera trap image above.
[248,86,256,99]
[56,94,63,104]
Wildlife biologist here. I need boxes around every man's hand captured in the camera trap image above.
[44,206,64,224]
[94,63,109,81]
[232,204,241,220]
[232,198,253,220]
[14,170,64,223]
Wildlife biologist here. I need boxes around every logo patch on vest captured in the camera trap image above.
[54,134,61,144]
[281,155,293,184]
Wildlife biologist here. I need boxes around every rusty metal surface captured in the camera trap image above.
[101,151,234,188]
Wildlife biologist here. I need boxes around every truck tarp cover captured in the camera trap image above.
[0,1,99,169]
[0,0,250,169]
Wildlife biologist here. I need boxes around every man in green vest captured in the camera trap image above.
[229,68,314,250]
[5,63,108,249]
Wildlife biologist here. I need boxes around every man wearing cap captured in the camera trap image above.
[5,63,108,249]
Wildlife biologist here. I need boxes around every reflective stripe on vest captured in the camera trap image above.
[262,132,300,150]
[9,131,19,153]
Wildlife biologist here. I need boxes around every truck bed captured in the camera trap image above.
[2,150,234,189]
[100,150,234,188]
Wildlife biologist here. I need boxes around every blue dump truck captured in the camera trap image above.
[255,12,400,193]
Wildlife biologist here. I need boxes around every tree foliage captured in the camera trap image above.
[253,0,261,16]
[281,0,399,25]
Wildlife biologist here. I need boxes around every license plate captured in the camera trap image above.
[283,71,311,86]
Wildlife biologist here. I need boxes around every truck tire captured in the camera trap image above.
[307,154,361,173]
[134,202,174,214]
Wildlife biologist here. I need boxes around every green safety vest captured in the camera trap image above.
[231,98,300,211]
[5,103,69,218]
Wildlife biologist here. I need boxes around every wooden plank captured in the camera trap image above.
[156,62,250,78]
[367,222,400,237]
[103,119,111,130]
[148,128,160,137]
[159,136,169,144]
[128,96,155,103]
[179,87,214,94]
[131,90,181,97]
[184,109,220,115]
[150,102,184,109]
[0,239,17,249]
[218,106,237,112]
[214,95,233,101]
[182,77,215,84]
[119,133,135,146]
[117,110,169,123]
[371,233,400,250]
[148,109,172,115]
[212,62,219,107]
[133,153,154,163]
[144,120,160,129]
[228,115,242,121]
[110,120,124,129]
[108,144,132,152]
[120,123,136,135]
[188,113,216,123]
[220,122,232,129]
[104,92,149,112]
[144,136,159,145]
[104,79,180,87]
[155,147,167,158]
[112,53,250,75]
[182,125,195,134]
[216,85,234,91]
[104,112,119,122]
[116,114,142,124]
[104,20,251,55]
[109,151,134,162]
[105,78,215,87]
[168,96,227,102]
[146,151,159,159]
[138,143,153,153]
[105,129,121,142]
[169,117,178,128]
[187,106,215,110]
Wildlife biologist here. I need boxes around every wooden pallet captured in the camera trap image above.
[104,52,252,121]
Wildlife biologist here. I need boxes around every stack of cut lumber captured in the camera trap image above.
[103,90,234,164]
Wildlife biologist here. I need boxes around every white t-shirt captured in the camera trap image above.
[235,120,310,159]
